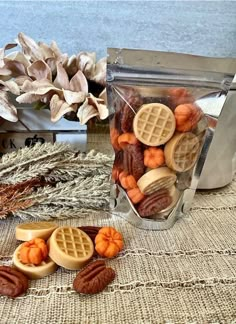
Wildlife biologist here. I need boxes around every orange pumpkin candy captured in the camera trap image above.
[119,171,137,190]
[144,147,165,169]
[127,187,145,204]
[117,133,138,149]
[174,103,202,132]
[95,227,124,258]
[20,238,48,265]
[168,88,194,106]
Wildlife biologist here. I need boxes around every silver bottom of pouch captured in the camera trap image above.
[110,184,188,230]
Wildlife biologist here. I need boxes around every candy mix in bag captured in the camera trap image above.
[105,47,235,224]
[108,84,206,220]
[107,48,236,229]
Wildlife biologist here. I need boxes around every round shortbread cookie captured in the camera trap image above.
[48,227,94,270]
[137,167,177,195]
[164,132,200,172]
[13,244,58,279]
[16,221,58,241]
[133,103,176,146]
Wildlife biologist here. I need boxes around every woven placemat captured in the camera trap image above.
[0,176,236,323]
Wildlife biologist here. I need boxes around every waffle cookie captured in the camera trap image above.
[133,103,176,146]
[16,221,58,241]
[137,167,177,195]
[48,227,94,270]
[13,243,58,279]
[164,132,200,172]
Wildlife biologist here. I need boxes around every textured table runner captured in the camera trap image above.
[0,177,236,323]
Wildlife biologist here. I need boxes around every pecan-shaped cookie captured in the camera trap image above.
[78,226,102,243]
[78,226,102,257]
[123,144,144,181]
[73,260,115,294]
[121,94,143,133]
[0,266,28,297]
[137,189,172,217]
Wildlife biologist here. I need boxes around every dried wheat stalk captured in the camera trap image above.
[0,144,113,184]
[13,205,109,221]
[22,174,110,205]
[0,142,71,180]
[13,174,111,220]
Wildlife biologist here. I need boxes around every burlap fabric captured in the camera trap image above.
[0,174,235,323]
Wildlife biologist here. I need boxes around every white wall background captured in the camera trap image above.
[1,1,236,58]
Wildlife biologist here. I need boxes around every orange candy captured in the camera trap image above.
[127,187,145,204]
[119,171,137,190]
[95,227,124,258]
[117,133,138,149]
[174,103,202,132]
[144,147,165,169]
[168,88,194,106]
[20,238,48,265]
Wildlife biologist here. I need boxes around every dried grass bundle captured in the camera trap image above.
[0,143,113,220]
[0,178,42,219]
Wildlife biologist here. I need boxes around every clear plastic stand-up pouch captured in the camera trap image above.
[106,48,236,230]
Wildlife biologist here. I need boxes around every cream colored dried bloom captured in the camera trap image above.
[77,93,107,125]
[0,43,19,122]
[3,33,68,79]
[51,63,108,123]
[17,32,68,67]
[16,32,80,78]
[77,52,106,86]
[16,62,108,124]
[1,33,108,125]
[0,43,17,80]
[0,43,21,93]
[0,91,18,122]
